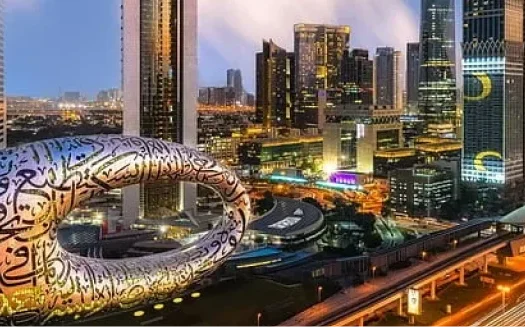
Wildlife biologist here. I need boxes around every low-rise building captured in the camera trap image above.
[389,165,455,218]
[238,135,323,175]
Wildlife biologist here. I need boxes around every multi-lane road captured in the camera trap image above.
[281,233,510,326]
[472,301,525,326]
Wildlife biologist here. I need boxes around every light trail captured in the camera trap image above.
[474,300,525,326]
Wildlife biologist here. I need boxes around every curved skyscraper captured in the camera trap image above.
[418,0,457,136]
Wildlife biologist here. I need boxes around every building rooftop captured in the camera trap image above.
[375,148,417,158]
[416,141,462,153]
[249,197,324,237]
[501,206,525,225]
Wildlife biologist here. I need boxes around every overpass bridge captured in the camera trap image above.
[280,219,523,326]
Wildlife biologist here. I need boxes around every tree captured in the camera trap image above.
[255,191,274,215]
[351,213,375,233]
[302,197,324,212]
[381,198,393,218]
[362,232,383,249]
[440,200,461,221]
[332,198,358,221]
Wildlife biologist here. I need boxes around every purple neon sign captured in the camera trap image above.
[329,171,358,185]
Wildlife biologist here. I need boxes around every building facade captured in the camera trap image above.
[227,69,244,104]
[294,24,350,129]
[256,39,295,129]
[238,136,324,175]
[198,87,236,106]
[122,0,197,222]
[390,166,455,218]
[324,104,403,174]
[0,1,5,149]
[419,0,457,136]
[461,0,524,189]
[406,42,420,115]
[374,47,402,110]
[342,49,374,105]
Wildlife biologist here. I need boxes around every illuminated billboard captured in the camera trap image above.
[407,288,422,315]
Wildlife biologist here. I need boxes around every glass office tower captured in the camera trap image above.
[0,1,5,149]
[256,39,295,129]
[418,0,457,135]
[294,24,350,129]
[341,49,374,105]
[374,47,402,110]
[461,0,524,187]
[406,42,420,115]
[122,0,197,222]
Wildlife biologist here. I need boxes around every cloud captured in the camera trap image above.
[198,0,418,91]
[5,0,38,12]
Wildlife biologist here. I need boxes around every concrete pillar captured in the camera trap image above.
[430,280,437,300]
[358,316,364,327]
[483,255,489,274]
[459,266,465,286]
[398,297,404,316]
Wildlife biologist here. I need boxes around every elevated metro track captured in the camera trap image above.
[281,219,521,326]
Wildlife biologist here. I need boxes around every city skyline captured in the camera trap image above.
[6,0,462,97]
[6,1,525,326]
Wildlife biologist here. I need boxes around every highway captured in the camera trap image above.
[472,301,525,326]
[280,232,512,326]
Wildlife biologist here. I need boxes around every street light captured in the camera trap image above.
[372,266,377,280]
[497,285,510,312]
[452,239,458,249]
[191,292,201,298]
[317,286,323,302]
[257,312,262,326]
[421,251,427,261]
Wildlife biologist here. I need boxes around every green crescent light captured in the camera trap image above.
[474,151,503,172]
[465,72,492,101]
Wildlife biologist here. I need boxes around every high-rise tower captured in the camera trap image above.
[462,0,524,189]
[342,49,374,105]
[0,0,5,149]
[374,47,402,110]
[122,0,197,223]
[294,24,350,129]
[227,69,243,103]
[418,0,457,136]
[406,42,420,115]
[256,39,295,129]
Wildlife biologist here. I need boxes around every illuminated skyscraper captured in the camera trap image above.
[418,0,457,136]
[406,42,420,114]
[294,24,350,129]
[0,0,5,149]
[256,39,295,129]
[462,0,523,188]
[374,47,402,110]
[342,49,374,105]
[122,0,197,222]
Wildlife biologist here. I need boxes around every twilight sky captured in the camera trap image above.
[6,0,462,98]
